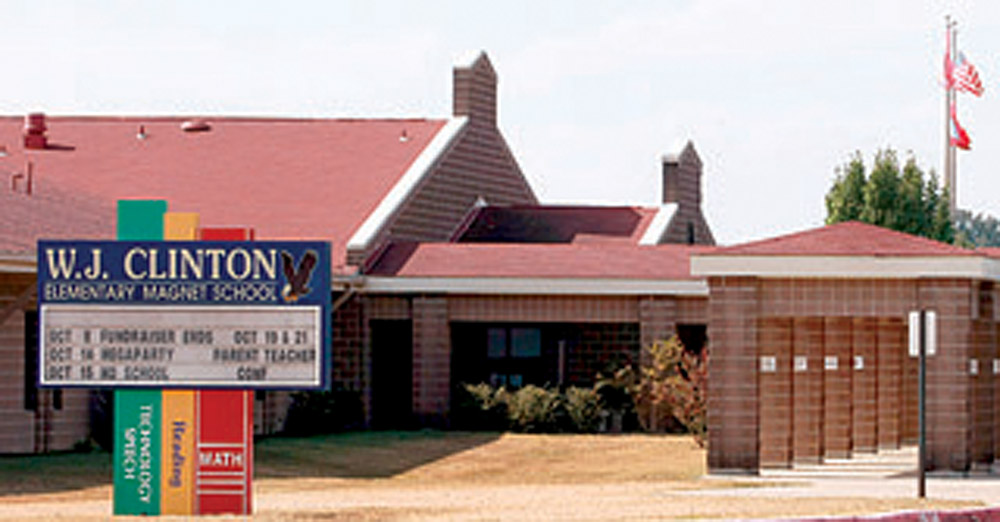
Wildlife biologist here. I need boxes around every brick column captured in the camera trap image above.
[919,280,973,472]
[707,277,759,472]
[412,297,451,425]
[639,297,677,348]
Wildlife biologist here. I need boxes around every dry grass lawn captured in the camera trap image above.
[0,431,985,520]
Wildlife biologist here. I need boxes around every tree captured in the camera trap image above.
[632,337,707,446]
[954,209,1000,247]
[826,149,953,243]
[825,152,866,224]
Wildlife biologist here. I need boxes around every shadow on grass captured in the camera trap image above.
[0,450,113,497]
[255,430,501,479]
[0,431,501,497]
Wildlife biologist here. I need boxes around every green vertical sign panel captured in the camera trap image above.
[113,390,162,515]
[116,200,167,240]
[114,200,167,516]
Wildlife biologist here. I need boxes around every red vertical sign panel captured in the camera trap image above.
[196,390,253,514]
[195,226,254,515]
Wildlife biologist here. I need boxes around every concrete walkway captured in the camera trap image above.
[697,446,1000,506]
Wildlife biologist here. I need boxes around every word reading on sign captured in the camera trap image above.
[40,305,321,388]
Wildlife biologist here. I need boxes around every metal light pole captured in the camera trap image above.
[918,309,926,499]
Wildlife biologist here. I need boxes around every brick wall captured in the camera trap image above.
[707,276,759,471]
[449,295,640,323]
[709,276,986,473]
[639,297,677,349]
[412,297,450,424]
[565,323,640,385]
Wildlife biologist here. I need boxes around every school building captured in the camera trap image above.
[1,51,998,474]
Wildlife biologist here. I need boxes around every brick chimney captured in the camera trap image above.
[453,51,497,127]
[661,141,702,207]
[23,113,48,150]
[659,141,715,245]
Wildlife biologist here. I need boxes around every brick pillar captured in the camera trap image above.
[823,317,852,459]
[920,280,973,472]
[706,277,759,472]
[792,317,824,464]
[851,317,878,452]
[639,297,677,348]
[972,317,994,469]
[412,297,451,425]
[876,317,903,450]
[332,298,363,391]
[758,317,792,468]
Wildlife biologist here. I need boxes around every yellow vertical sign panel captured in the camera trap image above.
[160,391,195,514]
[164,212,200,240]
[161,212,198,515]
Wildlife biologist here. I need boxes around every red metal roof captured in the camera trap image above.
[0,116,447,268]
[977,247,1000,259]
[458,205,658,244]
[369,242,715,280]
[708,221,977,257]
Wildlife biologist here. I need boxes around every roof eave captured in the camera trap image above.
[360,276,708,297]
[0,252,36,274]
[691,254,997,280]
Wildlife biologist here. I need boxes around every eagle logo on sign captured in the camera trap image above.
[280,250,318,303]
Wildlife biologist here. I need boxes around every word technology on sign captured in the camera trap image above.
[37,240,331,389]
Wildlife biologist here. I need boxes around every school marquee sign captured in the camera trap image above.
[37,240,331,389]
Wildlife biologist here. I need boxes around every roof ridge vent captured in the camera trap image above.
[181,119,211,132]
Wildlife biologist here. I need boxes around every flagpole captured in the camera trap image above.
[950,24,958,215]
[944,16,957,216]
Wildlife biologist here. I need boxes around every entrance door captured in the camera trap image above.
[371,320,413,429]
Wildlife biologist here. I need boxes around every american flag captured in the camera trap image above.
[952,51,984,96]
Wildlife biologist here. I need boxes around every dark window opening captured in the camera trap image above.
[24,311,38,411]
[687,222,696,244]
[676,324,707,355]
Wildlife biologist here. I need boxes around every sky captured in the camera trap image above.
[2,0,999,245]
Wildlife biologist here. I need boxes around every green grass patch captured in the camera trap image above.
[0,450,112,496]
[255,430,500,479]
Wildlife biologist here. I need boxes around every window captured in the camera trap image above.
[487,328,507,359]
[484,326,542,388]
[511,328,541,357]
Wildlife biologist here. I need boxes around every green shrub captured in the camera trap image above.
[564,387,601,433]
[594,366,640,433]
[506,385,564,433]
[452,383,509,431]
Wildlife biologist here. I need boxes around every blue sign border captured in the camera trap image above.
[37,240,332,390]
